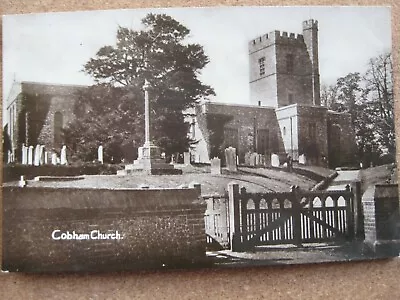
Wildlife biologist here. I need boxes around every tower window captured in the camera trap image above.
[258,57,265,76]
[286,54,294,73]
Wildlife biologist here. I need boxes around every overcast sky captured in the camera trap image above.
[3,6,391,111]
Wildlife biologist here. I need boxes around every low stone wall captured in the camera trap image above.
[3,164,124,182]
[2,185,207,272]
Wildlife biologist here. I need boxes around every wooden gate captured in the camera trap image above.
[229,184,355,251]
[204,183,356,251]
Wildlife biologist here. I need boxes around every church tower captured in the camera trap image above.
[302,19,321,106]
[249,19,321,107]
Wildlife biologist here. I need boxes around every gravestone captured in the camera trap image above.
[21,144,28,165]
[34,145,41,166]
[249,152,257,166]
[259,154,265,166]
[271,153,280,167]
[244,152,251,166]
[224,147,237,172]
[51,153,58,165]
[39,145,45,165]
[299,154,306,165]
[60,145,68,165]
[170,154,175,165]
[98,145,104,164]
[210,157,221,175]
[184,152,190,165]
[44,151,48,164]
[28,146,34,165]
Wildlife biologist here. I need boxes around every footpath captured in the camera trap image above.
[326,170,361,191]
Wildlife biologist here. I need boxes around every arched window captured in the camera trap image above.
[54,111,63,146]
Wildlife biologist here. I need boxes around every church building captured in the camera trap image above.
[191,19,357,168]
[5,19,357,168]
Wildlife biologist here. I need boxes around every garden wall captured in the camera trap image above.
[2,185,207,272]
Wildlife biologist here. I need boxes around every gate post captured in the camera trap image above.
[228,182,241,251]
[351,181,363,239]
[292,186,303,246]
[346,184,356,240]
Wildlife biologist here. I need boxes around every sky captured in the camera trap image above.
[3,6,392,122]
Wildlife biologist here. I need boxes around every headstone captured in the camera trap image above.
[271,153,280,168]
[259,154,265,166]
[18,176,26,188]
[51,153,58,165]
[224,147,237,172]
[34,145,41,166]
[250,152,257,166]
[98,145,104,164]
[7,151,11,163]
[39,146,45,165]
[170,154,175,165]
[184,152,190,165]
[299,154,306,165]
[21,144,28,165]
[210,157,221,175]
[27,146,34,165]
[244,152,251,166]
[44,151,48,164]
[60,145,68,165]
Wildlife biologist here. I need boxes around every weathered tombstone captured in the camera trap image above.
[259,154,265,166]
[244,152,251,165]
[98,145,104,164]
[210,157,222,175]
[249,152,257,166]
[170,154,175,165]
[51,153,58,165]
[7,150,11,163]
[60,145,68,165]
[271,153,280,167]
[44,151,48,164]
[27,146,34,165]
[39,146,45,165]
[21,144,28,165]
[184,152,190,165]
[18,175,27,188]
[299,154,307,165]
[34,145,41,166]
[224,147,237,172]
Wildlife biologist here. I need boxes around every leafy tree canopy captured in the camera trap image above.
[321,52,395,166]
[65,13,215,162]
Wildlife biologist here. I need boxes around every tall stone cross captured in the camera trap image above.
[144,78,151,146]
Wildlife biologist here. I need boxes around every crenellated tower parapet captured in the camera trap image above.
[249,30,305,54]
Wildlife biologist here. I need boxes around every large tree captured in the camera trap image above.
[65,13,214,162]
[321,52,395,166]
[363,52,395,155]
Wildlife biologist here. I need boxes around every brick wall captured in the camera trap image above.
[2,186,207,272]
[362,184,399,254]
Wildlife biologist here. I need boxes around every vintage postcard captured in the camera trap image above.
[2,6,398,273]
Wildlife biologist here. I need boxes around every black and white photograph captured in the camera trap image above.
[2,6,398,273]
